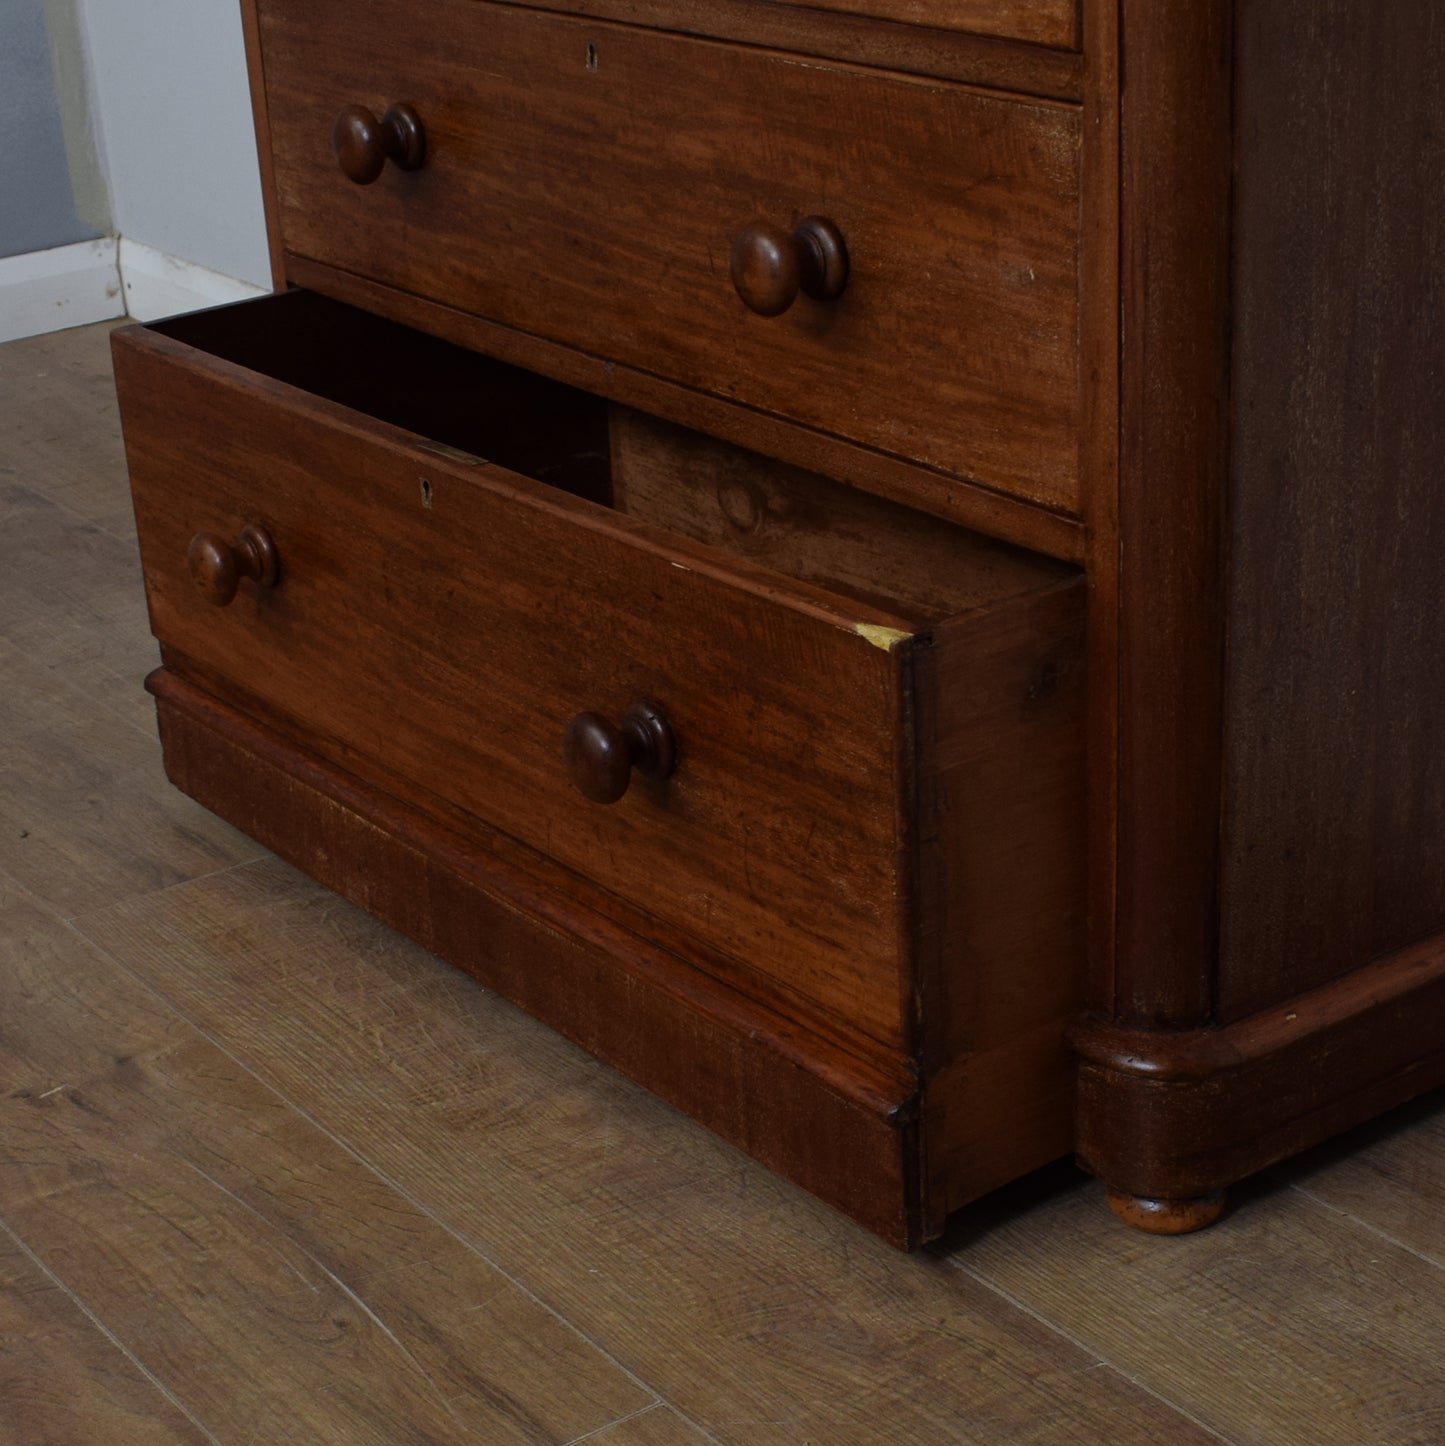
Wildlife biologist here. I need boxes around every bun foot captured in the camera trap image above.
[1106,1189,1226,1235]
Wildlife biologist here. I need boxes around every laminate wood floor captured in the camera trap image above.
[1,319,1442,1445]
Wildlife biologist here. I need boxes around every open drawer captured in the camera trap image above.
[114,290,1085,1240]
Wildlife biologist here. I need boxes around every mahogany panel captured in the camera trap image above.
[609,407,1075,623]
[1108,0,1233,1028]
[255,0,1083,512]
[762,0,1077,49]
[1218,1,1445,1020]
[239,0,284,289]
[113,287,1095,1242]
[916,579,1087,1225]
[612,416,1090,1228]
[1078,0,1120,1008]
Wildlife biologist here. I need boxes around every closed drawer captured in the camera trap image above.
[254,0,1082,513]
[114,291,1082,1057]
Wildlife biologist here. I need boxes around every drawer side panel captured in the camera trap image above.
[913,579,1087,1222]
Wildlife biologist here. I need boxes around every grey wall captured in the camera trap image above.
[79,0,270,285]
[1,0,269,284]
[0,0,106,259]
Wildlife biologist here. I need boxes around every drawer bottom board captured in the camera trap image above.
[148,668,926,1246]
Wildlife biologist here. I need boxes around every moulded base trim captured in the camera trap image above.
[146,667,924,1247]
[1069,933,1445,1200]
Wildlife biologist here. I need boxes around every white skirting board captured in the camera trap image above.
[0,237,268,344]
[0,239,125,345]
[117,238,268,323]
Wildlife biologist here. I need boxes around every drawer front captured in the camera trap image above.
[256,0,1082,513]
[794,0,1078,49]
[114,317,916,1049]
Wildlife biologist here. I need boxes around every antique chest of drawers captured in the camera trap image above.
[114,0,1445,1246]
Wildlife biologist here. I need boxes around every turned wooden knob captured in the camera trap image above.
[730,216,849,317]
[564,701,677,805]
[333,103,427,185]
[187,524,279,607]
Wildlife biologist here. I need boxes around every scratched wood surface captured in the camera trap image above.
[0,1226,208,1446]
[954,1144,1445,1444]
[0,876,653,1443]
[4,319,1445,1441]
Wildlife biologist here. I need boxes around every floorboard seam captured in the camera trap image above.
[946,1258,1242,1446]
[64,915,682,1424]
[1288,1182,1445,1273]
[560,1400,666,1444]
[60,851,274,927]
[0,1211,222,1444]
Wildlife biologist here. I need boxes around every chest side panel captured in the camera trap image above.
[1220,1,1445,1019]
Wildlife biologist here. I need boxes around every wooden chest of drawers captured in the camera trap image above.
[115,0,1445,1246]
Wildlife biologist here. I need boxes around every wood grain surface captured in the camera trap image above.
[239,0,285,290]
[1071,928,1445,1202]
[0,1225,208,1446]
[956,1163,1445,1444]
[1218,0,1445,1020]
[394,0,1087,97]
[784,0,1078,48]
[0,879,653,1443]
[581,1406,717,1445]
[282,255,1088,563]
[256,0,1082,511]
[0,320,135,539]
[1077,0,1121,1007]
[1285,1093,1445,1268]
[610,407,1075,622]
[0,637,259,918]
[916,580,1087,1221]
[117,286,1102,1236]
[1106,0,1234,1030]
[0,477,156,735]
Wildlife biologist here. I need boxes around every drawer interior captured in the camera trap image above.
[153,290,613,508]
[152,291,1072,628]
